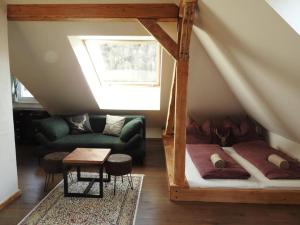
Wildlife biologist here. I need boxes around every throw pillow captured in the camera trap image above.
[65,113,93,134]
[210,119,233,146]
[234,118,260,143]
[39,117,70,141]
[120,118,143,142]
[186,117,211,144]
[186,120,201,136]
[201,119,211,136]
[103,115,125,136]
[222,117,261,144]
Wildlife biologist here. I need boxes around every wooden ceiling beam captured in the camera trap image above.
[138,19,179,60]
[7,4,179,21]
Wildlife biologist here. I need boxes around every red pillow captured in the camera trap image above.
[223,117,261,144]
[201,119,211,136]
[186,120,200,135]
[186,117,211,144]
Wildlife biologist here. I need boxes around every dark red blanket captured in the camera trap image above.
[233,141,300,179]
[187,144,250,179]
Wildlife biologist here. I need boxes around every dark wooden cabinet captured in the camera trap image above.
[13,109,50,144]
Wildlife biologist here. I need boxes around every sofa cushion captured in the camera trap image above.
[120,118,143,142]
[53,133,126,152]
[38,117,70,141]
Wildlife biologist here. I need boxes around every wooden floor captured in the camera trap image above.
[1,140,300,225]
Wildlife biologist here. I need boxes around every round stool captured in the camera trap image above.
[105,154,133,195]
[42,152,69,191]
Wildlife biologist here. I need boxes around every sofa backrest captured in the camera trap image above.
[89,115,146,139]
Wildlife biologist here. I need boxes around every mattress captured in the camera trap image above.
[186,144,250,179]
[185,147,300,189]
[233,141,300,179]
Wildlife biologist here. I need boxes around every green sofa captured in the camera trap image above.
[34,115,146,163]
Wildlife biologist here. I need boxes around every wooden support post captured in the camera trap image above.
[179,0,185,18]
[164,62,176,135]
[164,0,184,136]
[173,0,196,187]
[174,59,189,186]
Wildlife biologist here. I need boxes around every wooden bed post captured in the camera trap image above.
[173,0,196,186]
[164,63,176,136]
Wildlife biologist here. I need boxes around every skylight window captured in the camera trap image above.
[85,38,160,86]
[69,36,161,110]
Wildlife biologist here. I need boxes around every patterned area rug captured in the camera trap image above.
[18,173,144,225]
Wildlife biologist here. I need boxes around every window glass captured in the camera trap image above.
[85,39,160,86]
[12,78,37,103]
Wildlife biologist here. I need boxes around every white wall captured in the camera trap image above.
[188,32,245,123]
[0,0,19,204]
[269,132,300,161]
[194,0,300,144]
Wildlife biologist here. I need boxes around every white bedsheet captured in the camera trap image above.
[185,147,300,190]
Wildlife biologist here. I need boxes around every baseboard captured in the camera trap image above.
[0,189,22,211]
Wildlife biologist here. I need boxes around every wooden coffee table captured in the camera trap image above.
[63,148,111,198]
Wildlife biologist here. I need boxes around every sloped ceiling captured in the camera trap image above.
[7,0,245,135]
[194,0,300,142]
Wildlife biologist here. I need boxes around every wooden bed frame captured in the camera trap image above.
[8,0,300,204]
[163,135,300,204]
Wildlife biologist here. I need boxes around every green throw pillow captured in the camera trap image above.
[39,117,70,141]
[120,118,142,142]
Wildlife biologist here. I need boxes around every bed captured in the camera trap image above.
[163,135,300,203]
[185,147,300,190]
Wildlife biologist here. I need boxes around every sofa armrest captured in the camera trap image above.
[35,132,51,145]
[125,133,146,164]
[126,134,143,150]
[120,118,143,142]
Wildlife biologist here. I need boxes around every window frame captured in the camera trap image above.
[83,37,161,87]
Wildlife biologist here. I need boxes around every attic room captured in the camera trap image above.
[1,0,300,224]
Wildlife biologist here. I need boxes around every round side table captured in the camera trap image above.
[42,152,69,191]
[105,154,133,195]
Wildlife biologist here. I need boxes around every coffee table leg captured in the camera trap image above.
[77,166,81,180]
[63,164,69,196]
[107,173,111,182]
[99,165,103,198]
